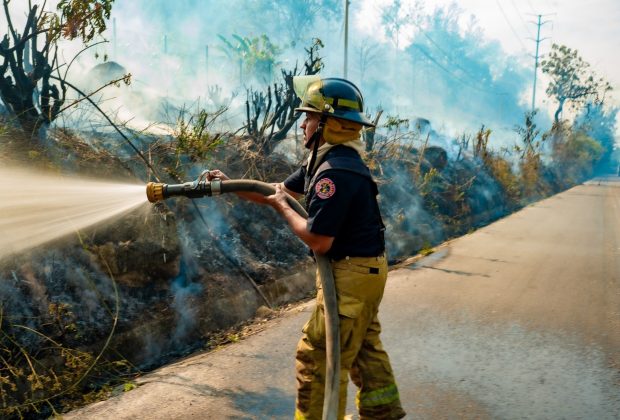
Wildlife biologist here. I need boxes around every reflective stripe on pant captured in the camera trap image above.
[294,255,406,420]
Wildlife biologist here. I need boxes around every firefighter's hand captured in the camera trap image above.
[205,169,229,181]
[265,184,290,211]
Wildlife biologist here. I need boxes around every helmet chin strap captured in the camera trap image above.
[304,124,322,149]
[304,113,328,193]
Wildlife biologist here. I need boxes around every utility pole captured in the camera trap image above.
[344,0,350,78]
[528,14,551,112]
[205,45,209,86]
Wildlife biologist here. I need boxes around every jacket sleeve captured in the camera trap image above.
[283,166,306,195]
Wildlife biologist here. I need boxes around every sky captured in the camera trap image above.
[357,0,620,108]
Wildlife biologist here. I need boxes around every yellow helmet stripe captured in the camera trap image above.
[324,97,360,111]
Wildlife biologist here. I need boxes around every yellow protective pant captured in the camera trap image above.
[294,255,406,420]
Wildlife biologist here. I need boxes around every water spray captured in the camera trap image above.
[0,167,146,261]
[146,171,341,420]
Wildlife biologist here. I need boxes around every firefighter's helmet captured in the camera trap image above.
[293,76,375,127]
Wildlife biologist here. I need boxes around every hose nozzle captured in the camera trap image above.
[146,174,219,203]
[146,182,165,203]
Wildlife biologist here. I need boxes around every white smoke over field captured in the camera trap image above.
[10,0,542,147]
[1,0,612,148]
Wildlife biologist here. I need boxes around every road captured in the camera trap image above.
[66,178,620,419]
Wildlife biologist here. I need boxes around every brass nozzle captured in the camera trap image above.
[146,182,164,203]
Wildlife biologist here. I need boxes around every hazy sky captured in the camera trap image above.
[357,0,620,106]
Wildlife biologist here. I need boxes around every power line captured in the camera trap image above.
[403,8,525,98]
[525,0,536,14]
[411,44,507,97]
[507,0,533,37]
[412,44,481,92]
[495,0,527,50]
[404,19,514,97]
[410,20,490,90]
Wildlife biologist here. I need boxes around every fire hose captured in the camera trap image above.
[146,173,340,420]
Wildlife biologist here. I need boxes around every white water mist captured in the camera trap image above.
[0,167,147,259]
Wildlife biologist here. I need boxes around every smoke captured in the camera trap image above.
[378,159,444,260]
[14,0,534,147]
[0,247,120,351]
[169,222,204,343]
[3,1,613,152]
[574,103,619,173]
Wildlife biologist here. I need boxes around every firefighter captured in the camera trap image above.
[207,76,405,419]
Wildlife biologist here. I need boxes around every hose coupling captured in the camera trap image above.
[210,178,222,195]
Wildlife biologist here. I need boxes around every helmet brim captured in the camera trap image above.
[294,106,321,114]
[294,107,376,128]
[334,110,376,128]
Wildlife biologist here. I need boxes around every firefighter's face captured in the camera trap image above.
[301,112,321,149]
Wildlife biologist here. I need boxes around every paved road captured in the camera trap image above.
[67,179,620,419]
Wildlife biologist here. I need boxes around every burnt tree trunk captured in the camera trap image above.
[0,4,66,140]
[364,109,383,152]
[244,39,324,157]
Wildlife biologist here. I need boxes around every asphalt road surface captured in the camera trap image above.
[66,178,620,419]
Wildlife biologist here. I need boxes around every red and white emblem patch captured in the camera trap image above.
[315,178,336,199]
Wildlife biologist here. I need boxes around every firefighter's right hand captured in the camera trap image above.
[205,169,229,181]
[265,183,290,210]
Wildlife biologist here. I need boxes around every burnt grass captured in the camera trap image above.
[0,127,586,418]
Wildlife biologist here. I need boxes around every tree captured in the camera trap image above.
[240,0,342,48]
[244,39,323,157]
[574,102,618,173]
[513,110,541,158]
[217,34,281,85]
[514,111,547,198]
[0,0,114,137]
[380,0,422,50]
[402,5,530,127]
[541,43,612,123]
[550,123,604,184]
[357,38,382,89]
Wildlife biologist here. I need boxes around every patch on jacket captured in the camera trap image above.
[315,178,336,199]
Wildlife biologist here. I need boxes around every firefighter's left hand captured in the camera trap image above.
[205,169,229,181]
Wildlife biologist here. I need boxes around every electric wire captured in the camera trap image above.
[507,0,533,37]
[526,0,536,14]
[412,45,481,93]
[409,19,509,96]
[494,0,527,50]
[49,76,163,182]
[410,42,507,97]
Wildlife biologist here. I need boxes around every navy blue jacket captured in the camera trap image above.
[284,146,384,260]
